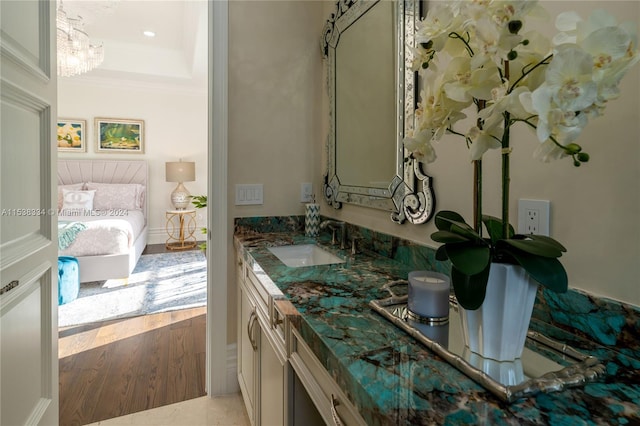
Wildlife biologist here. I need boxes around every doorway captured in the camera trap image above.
[53,2,222,422]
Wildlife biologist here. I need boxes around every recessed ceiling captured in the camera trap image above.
[59,0,207,90]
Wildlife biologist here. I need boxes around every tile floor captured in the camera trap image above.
[86,394,250,426]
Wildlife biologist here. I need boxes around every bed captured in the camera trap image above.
[57,159,149,283]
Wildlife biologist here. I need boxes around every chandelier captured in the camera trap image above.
[56,2,104,77]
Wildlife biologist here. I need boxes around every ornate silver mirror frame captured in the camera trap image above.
[322,0,435,224]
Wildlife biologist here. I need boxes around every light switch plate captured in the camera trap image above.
[235,184,263,205]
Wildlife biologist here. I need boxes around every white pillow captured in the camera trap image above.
[86,182,145,211]
[61,189,96,211]
[57,183,85,210]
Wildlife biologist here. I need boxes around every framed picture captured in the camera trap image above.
[57,119,87,152]
[95,118,144,153]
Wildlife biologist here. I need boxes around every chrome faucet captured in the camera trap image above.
[319,220,346,249]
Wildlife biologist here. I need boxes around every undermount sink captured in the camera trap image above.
[268,244,345,268]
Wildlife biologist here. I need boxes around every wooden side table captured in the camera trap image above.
[165,209,197,250]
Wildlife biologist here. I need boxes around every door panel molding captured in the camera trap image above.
[0,0,51,81]
[1,79,53,269]
[0,235,51,276]
[0,262,54,426]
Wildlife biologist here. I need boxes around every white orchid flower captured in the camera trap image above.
[467,123,503,161]
[542,45,597,112]
[507,30,551,90]
[554,9,620,46]
[471,16,522,68]
[415,71,470,138]
[531,82,589,149]
[584,26,639,107]
[533,139,567,163]
[404,129,437,164]
[416,4,460,53]
[410,2,637,167]
[442,56,502,104]
[479,85,532,131]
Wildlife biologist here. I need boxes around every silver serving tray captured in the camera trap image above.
[369,281,605,403]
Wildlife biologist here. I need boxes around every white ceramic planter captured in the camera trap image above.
[463,348,525,386]
[459,263,538,361]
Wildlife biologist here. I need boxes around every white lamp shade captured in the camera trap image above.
[166,161,195,183]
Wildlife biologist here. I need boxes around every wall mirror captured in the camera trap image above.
[322,0,435,224]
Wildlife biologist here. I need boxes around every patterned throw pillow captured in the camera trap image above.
[86,182,145,211]
[61,189,96,211]
[57,183,85,210]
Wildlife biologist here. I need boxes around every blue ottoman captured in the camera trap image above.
[58,256,80,305]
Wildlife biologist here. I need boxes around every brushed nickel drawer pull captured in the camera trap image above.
[247,311,255,350]
[248,310,258,351]
[1,280,19,295]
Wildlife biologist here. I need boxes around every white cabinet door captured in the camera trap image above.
[0,1,58,425]
[238,280,257,425]
[258,324,285,426]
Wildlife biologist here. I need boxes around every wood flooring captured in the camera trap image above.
[58,306,207,426]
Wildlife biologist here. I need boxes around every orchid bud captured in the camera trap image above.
[565,143,582,154]
[508,20,522,34]
[577,152,590,162]
[420,41,433,50]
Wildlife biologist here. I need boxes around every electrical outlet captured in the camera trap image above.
[518,199,550,236]
[525,209,540,234]
[301,182,314,203]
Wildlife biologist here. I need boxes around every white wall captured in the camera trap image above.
[228,1,324,219]
[227,0,325,342]
[321,0,640,307]
[57,80,208,244]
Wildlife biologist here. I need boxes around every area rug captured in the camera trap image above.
[58,250,206,328]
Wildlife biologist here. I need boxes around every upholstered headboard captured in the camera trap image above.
[57,159,149,219]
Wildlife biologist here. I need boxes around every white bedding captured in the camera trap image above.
[58,210,145,257]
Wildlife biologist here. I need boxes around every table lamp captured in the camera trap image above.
[166,160,195,210]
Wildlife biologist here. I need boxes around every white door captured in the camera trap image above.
[0,1,59,425]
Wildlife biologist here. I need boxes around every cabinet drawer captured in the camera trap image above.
[271,300,286,345]
[245,262,271,319]
[290,328,366,426]
[272,299,299,351]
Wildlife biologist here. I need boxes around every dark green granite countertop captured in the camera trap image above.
[234,227,640,425]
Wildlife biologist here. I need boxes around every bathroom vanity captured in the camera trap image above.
[234,217,640,425]
[236,232,365,425]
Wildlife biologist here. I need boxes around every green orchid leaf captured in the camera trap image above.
[435,211,468,231]
[446,243,491,275]
[500,238,564,258]
[437,217,476,234]
[449,222,483,242]
[435,245,449,261]
[520,234,567,252]
[508,250,568,293]
[431,230,471,244]
[433,216,484,243]
[482,215,514,243]
[451,264,491,310]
